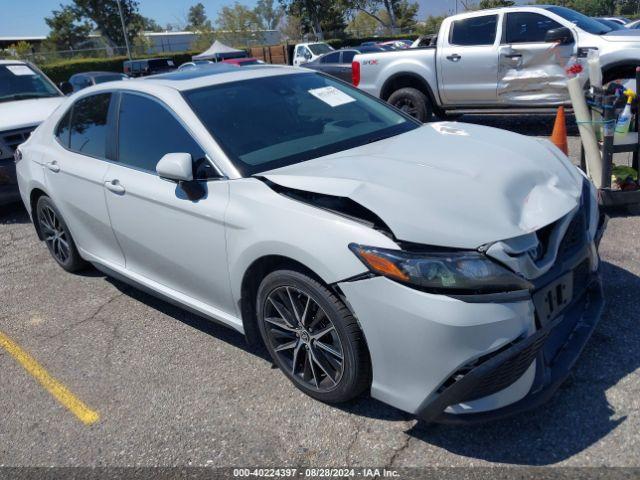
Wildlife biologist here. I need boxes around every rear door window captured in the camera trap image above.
[68,93,111,158]
[55,108,72,148]
[450,15,498,46]
[506,12,562,43]
[341,51,357,63]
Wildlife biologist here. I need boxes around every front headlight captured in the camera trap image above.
[349,244,533,294]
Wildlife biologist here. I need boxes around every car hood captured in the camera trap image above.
[601,29,640,41]
[0,97,64,131]
[262,123,583,249]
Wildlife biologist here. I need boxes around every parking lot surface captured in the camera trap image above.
[1,116,639,467]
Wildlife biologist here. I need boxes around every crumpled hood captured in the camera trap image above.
[262,122,583,249]
[0,97,64,132]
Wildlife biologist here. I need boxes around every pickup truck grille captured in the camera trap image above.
[0,126,36,159]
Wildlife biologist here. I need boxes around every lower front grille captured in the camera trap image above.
[458,333,547,402]
[0,126,35,159]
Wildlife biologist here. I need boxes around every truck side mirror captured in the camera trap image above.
[545,27,574,45]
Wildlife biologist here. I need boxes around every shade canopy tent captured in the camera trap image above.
[192,40,248,62]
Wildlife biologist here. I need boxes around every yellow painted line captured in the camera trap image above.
[0,330,99,426]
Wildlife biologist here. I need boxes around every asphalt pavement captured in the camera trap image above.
[1,116,639,468]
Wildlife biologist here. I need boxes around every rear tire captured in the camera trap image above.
[388,87,434,123]
[256,269,371,404]
[36,196,86,273]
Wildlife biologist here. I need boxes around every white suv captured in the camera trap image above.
[0,60,64,205]
[16,64,605,423]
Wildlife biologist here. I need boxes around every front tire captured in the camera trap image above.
[256,270,371,404]
[388,87,434,123]
[36,196,86,272]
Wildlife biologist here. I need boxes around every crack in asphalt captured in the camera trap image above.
[385,427,412,469]
[45,290,130,341]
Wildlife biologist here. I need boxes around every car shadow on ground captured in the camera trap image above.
[0,202,30,225]
[461,113,580,137]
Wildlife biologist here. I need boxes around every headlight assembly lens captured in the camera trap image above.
[349,244,532,294]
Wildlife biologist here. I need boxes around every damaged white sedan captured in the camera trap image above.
[16,64,606,423]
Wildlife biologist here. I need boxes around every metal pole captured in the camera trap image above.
[116,0,132,60]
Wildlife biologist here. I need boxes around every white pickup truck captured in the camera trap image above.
[354,6,640,121]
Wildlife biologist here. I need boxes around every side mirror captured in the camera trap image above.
[156,153,193,182]
[59,81,73,95]
[545,27,574,45]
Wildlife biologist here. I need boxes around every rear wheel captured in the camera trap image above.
[388,87,434,123]
[256,270,370,404]
[36,196,86,272]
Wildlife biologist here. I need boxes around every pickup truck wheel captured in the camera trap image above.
[388,88,433,123]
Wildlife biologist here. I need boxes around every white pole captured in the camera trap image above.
[116,0,133,60]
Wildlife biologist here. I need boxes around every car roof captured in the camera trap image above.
[0,60,27,65]
[82,63,303,93]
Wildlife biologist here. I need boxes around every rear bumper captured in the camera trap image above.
[417,274,604,424]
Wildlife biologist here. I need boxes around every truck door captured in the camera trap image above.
[498,11,576,105]
[438,14,500,105]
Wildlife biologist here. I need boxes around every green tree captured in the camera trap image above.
[478,0,514,8]
[279,14,304,40]
[346,10,380,35]
[216,2,260,32]
[281,0,347,40]
[379,0,419,31]
[141,16,163,32]
[45,4,92,50]
[187,2,214,31]
[533,0,616,15]
[72,0,143,47]
[255,0,285,29]
[6,41,34,60]
[419,14,445,34]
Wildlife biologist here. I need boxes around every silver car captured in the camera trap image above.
[16,64,605,423]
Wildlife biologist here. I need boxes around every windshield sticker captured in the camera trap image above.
[6,65,36,76]
[308,86,356,107]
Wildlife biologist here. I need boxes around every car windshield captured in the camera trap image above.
[544,6,612,34]
[0,64,60,103]
[308,43,332,55]
[594,18,624,30]
[184,72,418,176]
[94,74,127,84]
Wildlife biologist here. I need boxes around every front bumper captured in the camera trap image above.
[418,273,603,424]
[339,236,604,423]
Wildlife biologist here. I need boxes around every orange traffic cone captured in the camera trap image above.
[550,106,568,155]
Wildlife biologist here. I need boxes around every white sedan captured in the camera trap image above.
[15,64,605,423]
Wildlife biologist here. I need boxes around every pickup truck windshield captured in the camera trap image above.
[308,44,332,55]
[0,64,61,103]
[184,73,418,175]
[544,6,612,35]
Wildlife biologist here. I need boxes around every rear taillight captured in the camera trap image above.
[352,61,360,87]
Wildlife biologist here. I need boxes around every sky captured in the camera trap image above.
[0,0,468,37]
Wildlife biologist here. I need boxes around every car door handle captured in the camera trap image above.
[46,161,60,173]
[104,180,125,194]
[446,54,461,62]
[504,53,522,59]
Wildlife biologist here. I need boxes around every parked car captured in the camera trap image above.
[598,16,630,25]
[626,19,640,29]
[593,17,625,30]
[222,57,263,66]
[16,65,605,423]
[60,71,128,94]
[292,42,334,66]
[178,60,214,71]
[0,60,65,205]
[304,47,383,82]
[354,6,640,121]
[378,40,413,49]
[123,58,176,77]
